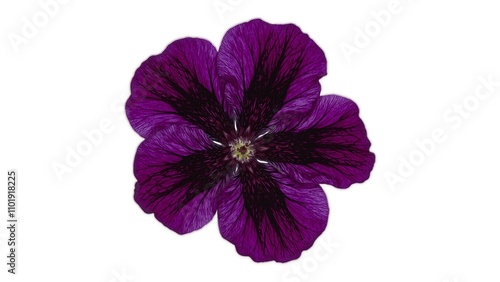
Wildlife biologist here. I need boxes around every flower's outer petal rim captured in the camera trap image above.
[133,124,231,235]
[126,37,232,142]
[218,18,327,136]
[257,94,375,188]
[217,161,329,262]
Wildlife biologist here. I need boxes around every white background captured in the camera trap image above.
[1,0,499,281]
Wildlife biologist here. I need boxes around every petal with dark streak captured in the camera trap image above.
[134,125,231,234]
[256,94,375,188]
[127,38,233,142]
[217,161,329,262]
[218,19,327,137]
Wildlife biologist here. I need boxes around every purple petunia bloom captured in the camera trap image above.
[126,19,375,262]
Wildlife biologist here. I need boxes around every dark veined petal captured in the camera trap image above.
[218,19,327,137]
[217,161,328,262]
[256,94,375,188]
[126,38,233,142]
[134,125,232,234]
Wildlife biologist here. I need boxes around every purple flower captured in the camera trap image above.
[126,19,375,262]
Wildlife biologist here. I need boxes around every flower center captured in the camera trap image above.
[230,138,254,163]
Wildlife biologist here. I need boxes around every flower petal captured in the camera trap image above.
[217,161,328,262]
[134,125,231,234]
[218,19,327,137]
[127,38,233,142]
[256,94,375,188]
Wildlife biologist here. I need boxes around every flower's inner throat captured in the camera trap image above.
[230,138,254,163]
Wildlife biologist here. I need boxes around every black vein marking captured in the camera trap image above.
[238,27,308,136]
[140,146,231,217]
[256,108,372,182]
[237,162,310,256]
[137,55,234,143]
